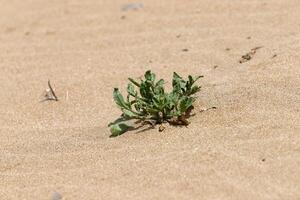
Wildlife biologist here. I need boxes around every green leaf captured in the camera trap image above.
[188,75,193,84]
[127,83,136,97]
[155,79,164,87]
[145,70,156,82]
[139,82,147,98]
[172,72,186,93]
[154,79,165,94]
[122,109,140,118]
[128,78,140,87]
[189,86,201,95]
[194,75,204,82]
[173,72,182,81]
[179,97,195,113]
[188,75,203,88]
[113,88,129,109]
[110,122,134,137]
[140,81,154,99]
[146,107,160,115]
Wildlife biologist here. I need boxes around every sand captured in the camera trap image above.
[0,0,299,199]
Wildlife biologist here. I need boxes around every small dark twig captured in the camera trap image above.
[47,80,58,101]
[41,80,58,102]
[199,106,217,112]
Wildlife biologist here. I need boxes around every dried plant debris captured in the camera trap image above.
[239,46,263,63]
[158,124,166,132]
[200,106,217,112]
[41,80,58,102]
[121,3,143,11]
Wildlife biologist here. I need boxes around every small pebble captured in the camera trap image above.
[50,192,62,200]
[121,3,143,11]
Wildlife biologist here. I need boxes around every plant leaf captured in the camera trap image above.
[173,72,182,81]
[154,79,165,94]
[113,88,129,109]
[122,109,140,118]
[155,79,164,87]
[145,70,156,82]
[128,78,140,87]
[140,81,153,99]
[189,86,201,95]
[127,83,136,97]
[109,122,134,137]
[193,75,204,82]
[172,72,186,94]
[179,97,195,113]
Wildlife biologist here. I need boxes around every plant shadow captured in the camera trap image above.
[109,106,216,138]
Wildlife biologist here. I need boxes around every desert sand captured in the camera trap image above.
[0,0,299,199]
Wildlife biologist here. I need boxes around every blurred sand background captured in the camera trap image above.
[0,0,299,199]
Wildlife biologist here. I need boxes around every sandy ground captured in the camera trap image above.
[0,0,299,199]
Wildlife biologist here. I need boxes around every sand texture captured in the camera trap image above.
[0,0,299,199]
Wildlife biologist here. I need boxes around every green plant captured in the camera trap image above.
[108,70,203,137]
